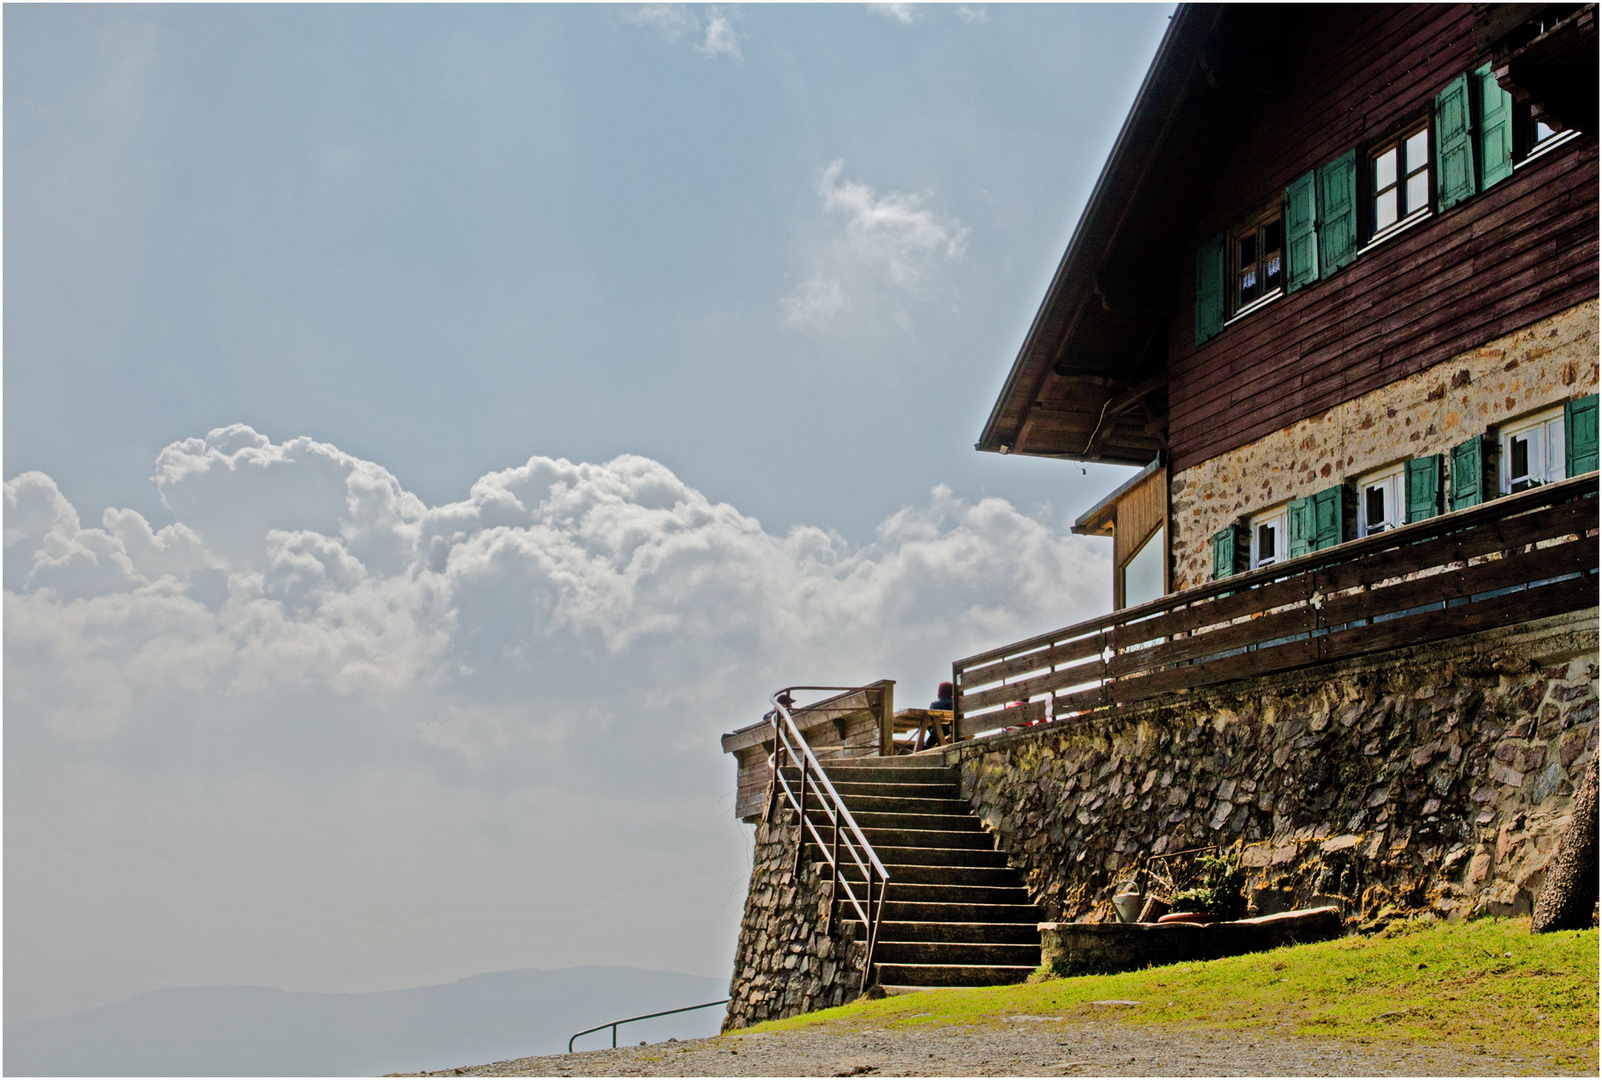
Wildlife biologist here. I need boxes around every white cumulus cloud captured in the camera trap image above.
[780,160,970,333]
[869,3,919,25]
[5,426,1108,1020]
[626,5,743,61]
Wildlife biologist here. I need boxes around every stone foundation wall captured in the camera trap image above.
[948,612,1597,928]
[1171,299,1600,591]
[722,807,867,1031]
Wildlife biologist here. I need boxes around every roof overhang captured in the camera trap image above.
[978,4,1301,465]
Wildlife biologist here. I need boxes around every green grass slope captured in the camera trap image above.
[749,918,1599,1072]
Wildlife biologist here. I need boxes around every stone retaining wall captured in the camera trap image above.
[947,611,1597,928]
[723,611,1597,1030]
[722,808,867,1031]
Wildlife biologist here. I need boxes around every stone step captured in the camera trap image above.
[867,881,1032,905]
[858,920,1043,945]
[876,899,1042,923]
[859,827,994,850]
[873,963,1037,987]
[830,794,973,815]
[869,845,1012,868]
[829,780,962,800]
[827,863,1019,886]
[821,766,959,786]
[803,828,991,856]
[872,941,1042,967]
[806,809,982,833]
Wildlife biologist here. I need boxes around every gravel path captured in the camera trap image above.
[411,1012,1569,1077]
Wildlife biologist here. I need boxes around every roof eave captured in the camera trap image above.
[978,3,1223,458]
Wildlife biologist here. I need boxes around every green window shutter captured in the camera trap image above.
[1212,526,1235,580]
[1287,497,1314,559]
[1405,455,1442,522]
[1194,233,1227,345]
[1310,484,1348,551]
[1476,64,1514,190]
[1450,435,1487,510]
[1316,150,1357,278]
[1435,72,1477,210]
[1565,394,1599,475]
[1284,169,1320,293]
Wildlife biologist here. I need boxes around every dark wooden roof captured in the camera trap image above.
[978,4,1304,464]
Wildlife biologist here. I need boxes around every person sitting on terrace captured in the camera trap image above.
[931,681,953,711]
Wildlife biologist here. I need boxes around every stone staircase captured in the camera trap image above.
[782,756,1042,990]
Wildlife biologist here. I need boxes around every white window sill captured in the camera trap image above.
[1225,288,1284,326]
[1516,129,1582,169]
[1358,207,1431,256]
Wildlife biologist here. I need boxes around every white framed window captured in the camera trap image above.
[1249,505,1288,569]
[1500,406,1566,493]
[1356,464,1405,536]
[1370,122,1431,241]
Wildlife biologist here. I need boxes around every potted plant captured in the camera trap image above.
[1158,852,1247,924]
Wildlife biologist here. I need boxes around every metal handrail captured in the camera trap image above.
[764,686,891,992]
[567,998,730,1053]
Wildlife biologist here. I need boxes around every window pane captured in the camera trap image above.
[1405,129,1429,170]
[1375,188,1398,230]
[1257,524,1275,561]
[1238,234,1256,266]
[1536,120,1557,144]
[1373,147,1397,190]
[1511,434,1530,480]
[1365,486,1386,532]
[1405,171,1429,214]
[1546,417,1566,481]
[1261,220,1282,254]
[1123,526,1165,607]
[1264,252,1281,288]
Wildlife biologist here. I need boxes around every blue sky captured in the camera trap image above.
[5,4,1171,1025]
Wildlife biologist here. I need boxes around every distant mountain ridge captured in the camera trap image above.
[4,966,730,1076]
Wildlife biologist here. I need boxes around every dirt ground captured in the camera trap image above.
[411,1011,1570,1077]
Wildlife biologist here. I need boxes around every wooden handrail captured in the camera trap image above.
[764,685,891,992]
[954,474,1599,734]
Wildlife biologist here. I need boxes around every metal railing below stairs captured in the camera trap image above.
[765,686,891,992]
[567,998,731,1053]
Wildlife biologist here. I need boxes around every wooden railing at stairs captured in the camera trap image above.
[765,686,891,992]
[954,473,1599,735]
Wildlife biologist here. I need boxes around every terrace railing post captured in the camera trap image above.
[951,662,962,745]
[764,708,783,825]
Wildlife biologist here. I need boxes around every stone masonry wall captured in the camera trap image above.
[723,806,867,1031]
[1171,299,1600,591]
[949,612,1597,928]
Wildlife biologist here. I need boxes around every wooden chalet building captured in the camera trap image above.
[980,3,1598,610]
[721,6,1599,1024]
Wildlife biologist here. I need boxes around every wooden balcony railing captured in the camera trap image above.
[952,473,1599,737]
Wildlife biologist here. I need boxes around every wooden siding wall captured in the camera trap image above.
[725,687,890,822]
[1113,466,1168,608]
[1168,4,1600,475]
